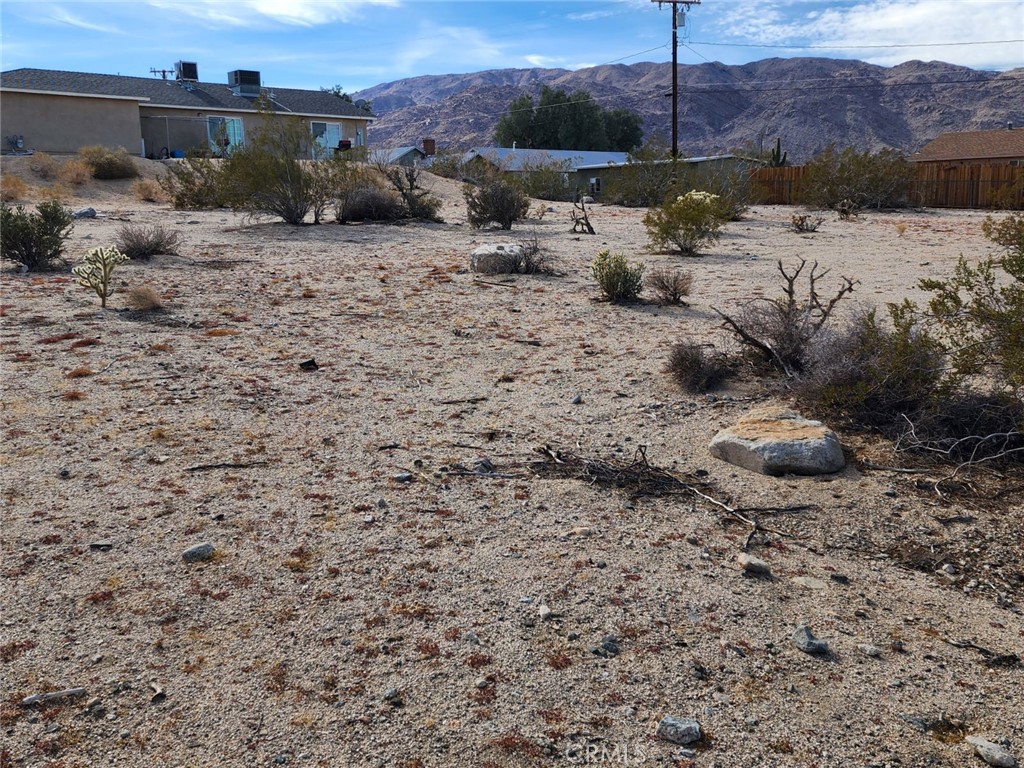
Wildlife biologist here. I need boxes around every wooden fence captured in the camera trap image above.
[750,163,1023,209]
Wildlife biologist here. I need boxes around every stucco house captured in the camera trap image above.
[0,63,375,159]
[911,126,1024,167]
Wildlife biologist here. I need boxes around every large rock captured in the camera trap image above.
[470,243,523,274]
[708,407,845,476]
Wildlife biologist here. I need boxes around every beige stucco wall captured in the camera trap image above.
[0,91,142,154]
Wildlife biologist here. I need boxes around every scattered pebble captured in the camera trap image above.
[966,736,1017,767]
[792,576,828,590]
[393,472,414,483]
[792,624,829,655]
[591,635,620,658]
[181,543,215,563]
[383,687,402,706]
[538,604,554,621]
[570,394,583,405]
[656,715,702,745]
[737,553,772,577]
[857,643,882,658]
[88,541,113,551]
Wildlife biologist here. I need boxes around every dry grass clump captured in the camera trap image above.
[131,179,166,203]
[125,286,164,312]
[647,267,693,305]
[78,145,139,180]
[37,183,71,203]
[114,223,180,260]
[666,341,730,393]
[791,214,824,233]
[30,153,59,180]
[58,159,93,186]
[0,176,28,202]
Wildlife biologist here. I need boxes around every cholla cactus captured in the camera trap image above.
[72,246,129,308]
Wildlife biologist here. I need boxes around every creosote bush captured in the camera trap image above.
[73,246,129,308]
[376,162,443,221]
[131,179,166,202]
[647,267,693,305]
[337,186,405,222]
[161,155,229,210]
[0,201,74,271]
[114,223,180,260]
[798,145,911,210]
[464,176,530,230]
[643,190,726,256]
[78,145,139,180]
[592,249,644,303]
[667,341,730,393]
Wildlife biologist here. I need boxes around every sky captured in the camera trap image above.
[1,0,1022,94]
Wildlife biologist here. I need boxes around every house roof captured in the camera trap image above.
[0,68,374,120]
[911,128,1024,162]
[463,147,629,172]
[369,146,426,165]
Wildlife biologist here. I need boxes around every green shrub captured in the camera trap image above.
[78,145,139,180]
[464,176,530,230]
[643,190,726,255]
[798,145,911,210]
[161,155,229,210]
[515,156,575,202]
[0,201,74,271]
[427,151,465,181]
[72,246,129,308]
[601,139,676,208]
[592,249,644,303]
[115,223,180,260]
[666,341,730,393]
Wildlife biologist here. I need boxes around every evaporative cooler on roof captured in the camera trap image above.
[175,61,199,81]
[228,70,261,96]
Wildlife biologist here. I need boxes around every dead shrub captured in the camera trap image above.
[38,183,71,203]
[647,268,693,305]
[790,214,824,233]
[131,179,166,202]
[114,223,180,260]
[57,159,93,186]
[125,286,164,312]
[0,176,28,203]
[78,145,139,180]
[337,187,405,223]
[666,341,730,393]
[30,152,59,180]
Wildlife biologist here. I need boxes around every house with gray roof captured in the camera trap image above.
[0,63,375,158]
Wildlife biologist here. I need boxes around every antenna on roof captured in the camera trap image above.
[149,67,173,80]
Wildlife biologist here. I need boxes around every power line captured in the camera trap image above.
[688,38,1024,50]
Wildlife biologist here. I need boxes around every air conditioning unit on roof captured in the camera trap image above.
[175,61,199,81]
[228,70,261,96]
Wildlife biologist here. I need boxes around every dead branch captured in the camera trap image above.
[571,199,595,235]
[185,461,268,472]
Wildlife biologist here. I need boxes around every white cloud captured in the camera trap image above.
[525,54,562,67]
[391,22,505,71]
[47,6,124,33]
[705,0,1024,70]
[146,0,399,28]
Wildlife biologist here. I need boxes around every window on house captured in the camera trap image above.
[356,128,364,147]
[589,176,601,195]
[310,121,342,157]
[207,117,243,153]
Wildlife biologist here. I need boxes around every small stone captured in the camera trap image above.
[591,635,620,658]
[59,468,71,479]
[538,604,554,621]
[792,624,829,655]
[475,677,490,690]
[181,543,215,563]
[464,632,481,645]
[792,576,828,590]
[737,553,772,577]
[941,563,956,575]
[394,472,414,483]
[966,736,1017,767]
[857,643,882,658]
[656,715,702,745]
[383,687,402,706]
[89,541,113,551]
[570,394,583,405]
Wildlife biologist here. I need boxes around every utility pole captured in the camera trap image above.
[653,0,701,159]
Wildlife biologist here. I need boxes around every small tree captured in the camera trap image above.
[0,201,74,271]
[643,190,726,255]
[464,175,530,230]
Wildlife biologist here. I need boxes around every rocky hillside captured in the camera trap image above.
[355,58,1024,161]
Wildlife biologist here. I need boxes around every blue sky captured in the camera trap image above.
[1,0,1022,93]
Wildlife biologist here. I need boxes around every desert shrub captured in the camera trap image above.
[798,145,911,210]
[0,176,28,202]
[161,155,228,210]
[114,223,180,260]
[38,183,71,203]
[131,179,166,202]
[515,235,554,274]
[78,145,139,180]
[464,176,530,230]
[30,152,59,180]
[643,190,726,255]
[679,164,754,221]
[602,138,676,208]
[72,246,128,308]
[427,151,465,180]
[375,162,443,221]
[791,214,824,233]
[58,159,93,186]
[592,249,644,303]
[516,156,575,202]
[716,259,857,375]
[987,171,1024,211]
[337,187,405,222]
[0,201,74,271]
[647,267,693,305]
[125,285,164,311]
[667,341,730,393]
[920,212,1024,395]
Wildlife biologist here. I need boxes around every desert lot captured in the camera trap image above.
[1,158,1022,768]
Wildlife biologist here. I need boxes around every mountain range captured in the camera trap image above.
[353,58,1024,162]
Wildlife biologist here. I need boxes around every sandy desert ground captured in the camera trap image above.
[1,156,1022,768]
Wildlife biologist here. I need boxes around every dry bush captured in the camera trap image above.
[790,214,824,233]
[57,159,93,186]
[647,268,693,305]
[38,183,71,203]
[666,341,730,393]
[131,179,166,202]
[114,223,180,260]
[463,175,530,230]
[0,176,28,202]
[125,286,164,311]
[78,145,139,180]
[30,153,59,180]
[337,187,405,223]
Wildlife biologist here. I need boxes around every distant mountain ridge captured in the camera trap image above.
[354,58,1024,162]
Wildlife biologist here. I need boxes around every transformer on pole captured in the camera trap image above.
[652,0,701,159]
